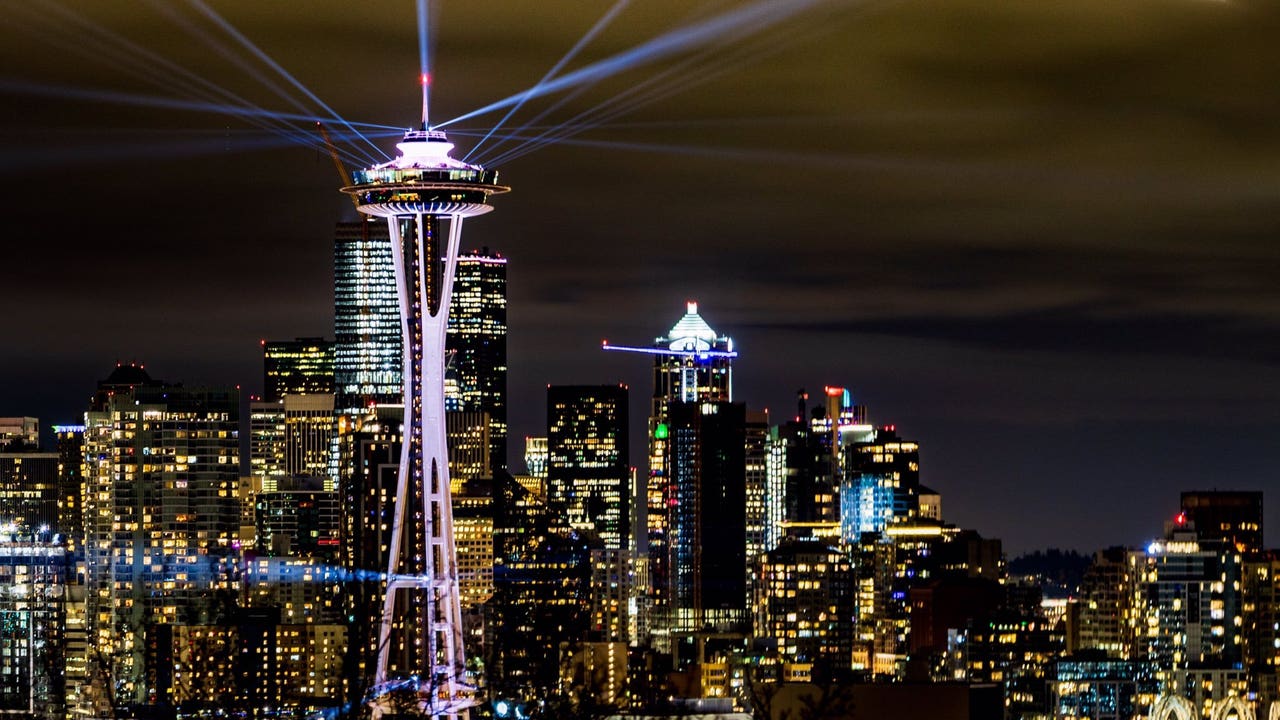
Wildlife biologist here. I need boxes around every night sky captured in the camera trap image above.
[2,0,1278,554]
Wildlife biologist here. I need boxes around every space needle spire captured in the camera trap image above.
[343,60,509,719]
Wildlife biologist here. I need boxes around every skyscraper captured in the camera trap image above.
[262,337,335,403]
[840,426,921,540]
[81,364,240,709]
[546,385,630,550]
[756,536,854,669]
[52,425,83,550]
[668,400,748,634]
[337,409,403,709]
[603,302,736,647]
[1180,490,1263,555]
[449,249,508,470]
[0,532,66,720]
[335,228,508,466]
[334,219,400,413]
[0,450,58,531]
[249,394,338,492]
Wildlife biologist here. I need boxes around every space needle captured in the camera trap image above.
[342,73,509,717]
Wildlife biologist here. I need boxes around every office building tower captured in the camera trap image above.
[755,536,853,669]
[254,476,340,559]
[334,219,400,412]
[0,417,38,448]
[1077,547,1133,658]
[448,249,508,470]
[52,425,83,548]
[809,386,868,466]
[589,547,632,644]
[249,401,287,488]
[1133,528,1243,699]
[0,450,58,531]
[81,364,240,708]
[1180,490,1263,555]
[486,529,593,697]
[447,410,492,488]
[743,410,770,604]
[452,477,495,609]
[772,395,841,532]
[452,476,495,670]
[1244,553,1280,708]
[840,426,921,540]
[249,394,337,493]
[668,400,748,634]
[603,302,736,647]
[282,394,337,488]
[0,532,65,720]
[262,337,335,403]
[335,228,509,457]
[547,385,630,550]
[336,408,403,705]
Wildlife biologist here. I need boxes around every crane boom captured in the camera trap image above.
[317,122,358,209]
[601,341,737,359]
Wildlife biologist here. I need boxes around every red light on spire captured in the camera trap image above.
[421,72,431,86]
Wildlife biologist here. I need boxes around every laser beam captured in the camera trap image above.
[437,0,833,129]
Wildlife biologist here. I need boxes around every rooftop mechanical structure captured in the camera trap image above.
[342,82,508,718]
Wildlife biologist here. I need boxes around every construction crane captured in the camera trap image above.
[317,122,359,210]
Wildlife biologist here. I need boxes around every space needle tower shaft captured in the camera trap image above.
[342,72,508,718]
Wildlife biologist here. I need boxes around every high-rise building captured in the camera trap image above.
[448,249,508,470]
[1180,490,1263,556]
[486,528,593,697]
[1244,553,1280,708]
[1077,547,1133,658]
[603,302,736,648]
[243,557,344,625]
[743,410,770,605]
[334,219,400,413]
[249,394,338,494]
[755,536,853,670]
[336,408,403,707]
[52,425,83,549]
[262,337,335,403]
[1132,527,1244,699]
[840,427,920,540]
[81,364,240,708]
[0,450,58,531]
[668,400,748,634]
[0,532,66,720]
[254,476,340,560]
[546,384,630,550]
[452,477,495,610]
[334,229,509,464]
[282,394,337,489]
[447,410,492,489]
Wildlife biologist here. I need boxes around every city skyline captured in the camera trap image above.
[1,0,1279,556]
